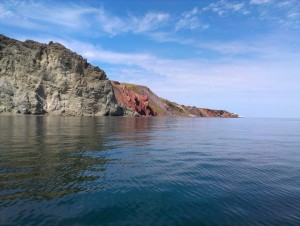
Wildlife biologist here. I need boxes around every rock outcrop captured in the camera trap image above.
[112,81,238,118]
[0,34,124,116]
[111,81,157,116]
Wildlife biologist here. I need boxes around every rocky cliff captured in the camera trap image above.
[112,81,238,118]
[112,81,157,116]
[0,34,237,118]
[0,34,125,116]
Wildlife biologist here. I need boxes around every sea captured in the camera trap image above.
[0,115,300,226]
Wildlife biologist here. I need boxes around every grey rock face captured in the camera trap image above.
[0,34,125,116]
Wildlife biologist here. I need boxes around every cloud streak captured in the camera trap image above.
[97,9,170,36]
[1,0,299,37]
[175,7,209,31]
[203,1,249,16]
[250,0,271,5]
[0,1,170,36]
[0,1,97,32]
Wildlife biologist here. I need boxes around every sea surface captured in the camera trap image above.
[0,116,300,226]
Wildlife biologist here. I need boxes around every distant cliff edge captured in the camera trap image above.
[0,34,238,117]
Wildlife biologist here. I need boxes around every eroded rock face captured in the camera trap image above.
[111,81,157,116]
[112,81,238,118]
[0,34,124,116]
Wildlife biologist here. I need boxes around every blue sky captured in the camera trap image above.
[1,0,299,117]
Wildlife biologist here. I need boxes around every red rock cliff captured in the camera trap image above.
[111,81,157,116]
[111,81,238,118]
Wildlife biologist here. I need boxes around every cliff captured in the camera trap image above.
[0,34,237,118]
[112,81,157,116]
[112,81,238,118]
[0,34,125,116]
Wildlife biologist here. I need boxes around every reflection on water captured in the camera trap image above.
[0,116,158,202]
[1,116,300,225]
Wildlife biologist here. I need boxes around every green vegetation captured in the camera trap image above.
[150,104,165,115]
[122,82,149,94]
[164,100,184,113]
[122,82,140,93]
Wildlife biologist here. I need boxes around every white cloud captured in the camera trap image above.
[250,0,271,5]
[203,1,248,16]
[134,12,170,33]
[253,1,300,29]
[0,1,97,31]
[0,4,13,18]
[96,9,170,36]
[97,8,128,35]
[175,7,209,31]
[287,11,300,18]
[148,30,297,59]
[0,1,170,36]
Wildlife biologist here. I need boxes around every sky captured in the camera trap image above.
[1,0,299,118]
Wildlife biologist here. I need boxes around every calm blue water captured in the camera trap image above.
[0,116,300,226]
